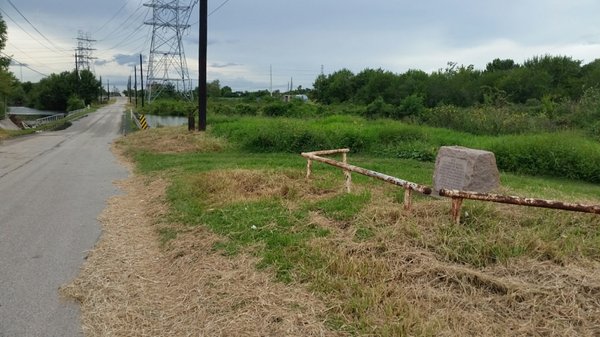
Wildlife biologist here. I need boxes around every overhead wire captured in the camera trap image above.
[93,0,131,34]
[6,0,71,56]
[5,41,64,72]
[96,3,146,42]
[0,8,70,57]
[1,51,48,77]
[103,7,151,51]
[209,0,231,16]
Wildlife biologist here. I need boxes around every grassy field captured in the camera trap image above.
[107,123,600,336]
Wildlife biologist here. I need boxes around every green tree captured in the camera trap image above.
[207,79,221,97]
[523,55,582,100]
[220,85,233,97]
[485,58,519,72]
[352,68,400,105]
[581,59,600,89]
[29,71,76,111]
[312,69,355,104]
[78,69,101,105]
[0,14,12,117]
[0,14,9,68]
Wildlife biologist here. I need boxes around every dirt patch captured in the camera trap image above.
[60,155,342,336]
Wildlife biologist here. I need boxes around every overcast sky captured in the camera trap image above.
[3,0,600,91]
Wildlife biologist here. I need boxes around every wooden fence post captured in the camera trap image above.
[404,188,413,211]
[451,197,463,224]
[342,152,351,193]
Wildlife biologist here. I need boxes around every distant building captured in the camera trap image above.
[283,94,309,102]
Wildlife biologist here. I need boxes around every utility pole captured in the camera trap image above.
[134,65,138,107]
[270,64,273,96]
[107,79,110,101]
[198,0,207,131]
[128,75,132,103]
[140,54,144,108]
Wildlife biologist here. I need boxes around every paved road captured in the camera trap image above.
[0,98,128,337]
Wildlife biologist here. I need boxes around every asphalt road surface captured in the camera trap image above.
[0,98,128,336]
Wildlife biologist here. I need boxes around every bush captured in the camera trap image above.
[141,99,196,117]
[364,97,394,119]
[420,104,555,135]
[262,102,289,117]
[67,95,85,112]
[212,103,235,115]
[209,115,600,183]
[234,104,258,116]
[489,133,600,183]
[394,94,425,119]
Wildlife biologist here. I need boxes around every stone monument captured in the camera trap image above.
[433,146,500,194]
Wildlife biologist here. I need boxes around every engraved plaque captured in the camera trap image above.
[436,157,467,190]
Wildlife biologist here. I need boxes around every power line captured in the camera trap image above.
[209,0,230,16]
[6,0,70,56]
[1,51,48,77]
[0,8,68,57]
[96,3,147,42]
[93,0,131,34]
[5,42,64,72]
[102,8,151,51]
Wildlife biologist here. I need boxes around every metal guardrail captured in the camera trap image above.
[23,113,66,128]
[302,148,600,223]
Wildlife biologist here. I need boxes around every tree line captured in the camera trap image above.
[312,55,600,111]
[0,14,104,113]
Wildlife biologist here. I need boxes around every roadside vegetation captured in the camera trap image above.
[104,121,600,336]
[93,53,600,335]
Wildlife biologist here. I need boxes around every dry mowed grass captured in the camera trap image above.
[63,127,600,336]
[117,126,227,154]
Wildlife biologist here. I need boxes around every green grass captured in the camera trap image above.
[166,175,329,283]
[308,191,372,221]
[208,115,600,183]
[120,125,600,336]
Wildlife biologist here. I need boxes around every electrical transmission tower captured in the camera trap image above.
[75,30,97,72]
[144,0,196,102]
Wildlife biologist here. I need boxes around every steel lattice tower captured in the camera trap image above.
[144,0,196,102]
[76,30,96,72]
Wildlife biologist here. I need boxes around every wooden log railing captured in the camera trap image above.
[301,149,432,211]
[302,148,600,223]
[439,189,600,223]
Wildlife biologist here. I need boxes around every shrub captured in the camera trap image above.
[262,102,289,117]
[489,133,600,183]
[234,104,258,116]
[141,99,195,117]
[67,95,85,112]
[394,94,425,119]
[364,97,394,119]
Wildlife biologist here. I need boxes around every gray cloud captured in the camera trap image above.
[210,62,240,68]
[112,54,145,66]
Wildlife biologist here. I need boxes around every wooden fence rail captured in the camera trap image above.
[302,148,600,223]
[301,149,431,211]
[439,188,600,223]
